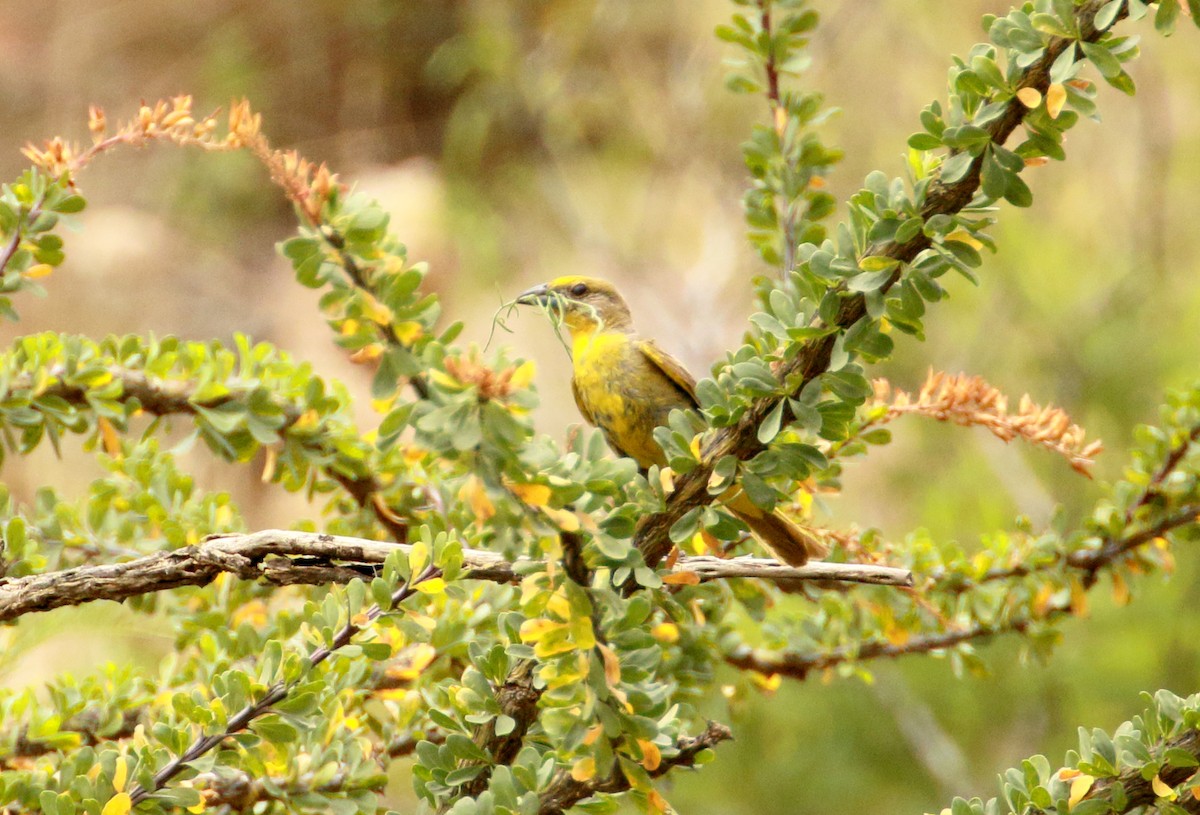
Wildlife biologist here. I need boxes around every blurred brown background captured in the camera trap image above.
[2,1,1199,812]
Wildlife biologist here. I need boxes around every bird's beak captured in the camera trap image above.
[515,283,550,306]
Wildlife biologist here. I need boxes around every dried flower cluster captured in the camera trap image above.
[871,370,1103,476]
[21,96,339,224]
[440,354,535,402]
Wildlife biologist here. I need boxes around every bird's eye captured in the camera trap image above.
[570,282,588,297]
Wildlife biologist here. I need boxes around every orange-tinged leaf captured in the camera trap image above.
[1111,571,1130,606]
[1016,87,1043,108]
[1059,768,1083,780]
[664,546,680,569]
[647,788,670,813]
[598,643,622,686]
[349,344,384,364]
[1046,83,1067,119]
[571,756,596,782]
[1068,773,1095,806]
[1024,156,1051,168]
[509,482,552,507]
[1069,577,1090,618]
[97,416,122,457]
[662,571,701,586]
[1153,774,1177,800]
[638,739,662,771]
[583,724,604,746]
[458,475,496,523]
[102,793,132,815]
[232,600,268,628]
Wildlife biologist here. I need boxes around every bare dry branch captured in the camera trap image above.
[0,529,913,623]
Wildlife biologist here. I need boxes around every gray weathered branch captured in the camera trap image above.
[0,529,912,623]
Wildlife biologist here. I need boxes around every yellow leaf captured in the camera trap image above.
[662,571,701,586]
[1046,83,1067,119]
[385,643,437,681]
[112,757,128,793]
[571,615,596,650]
[1068,773,1095,806]
[651,622,679,644]
[260,445,278,483]
[187,800,207,814]
[102,793,132,815]
[751,671,782,693]
[292,408,320,430]
[519,618,566,643]
[638,739,662,771]
[546,590,572,620]
[660,467,676,494]
[408,541,430,575]
[945,229,983,250]
[1016,87,1043,108]
[509,482,552,507]
[414,577,446,595]
[393,320,424,344]
[541,506,581,532]
[1152,774,1177,800]
[571,756,596,782]
[508,360,536,390]
[24,263,53,279]
[97,417,122,457]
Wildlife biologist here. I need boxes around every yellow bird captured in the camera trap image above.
[516,275,824,566]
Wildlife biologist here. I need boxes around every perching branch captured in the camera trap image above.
[634,0,1128,569]
[0,529,912,624]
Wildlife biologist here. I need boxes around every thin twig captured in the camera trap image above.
[126,562,440,804]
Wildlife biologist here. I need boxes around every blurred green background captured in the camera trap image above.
[1,1,1199,812]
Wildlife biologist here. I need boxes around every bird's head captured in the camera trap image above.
[515,276,633,336]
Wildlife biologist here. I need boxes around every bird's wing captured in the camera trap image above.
[637,339,699,408]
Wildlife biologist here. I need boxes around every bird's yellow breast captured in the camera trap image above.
[569,329,689,469]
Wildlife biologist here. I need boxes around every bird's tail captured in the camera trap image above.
[729,507,827,566]
[721,487,826,566]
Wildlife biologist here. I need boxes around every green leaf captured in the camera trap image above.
[1080,42,1122,78]
[1155,0,1181,32]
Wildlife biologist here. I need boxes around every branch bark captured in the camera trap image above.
[633,0,1127,570]
[0,529,912,623]
[536,720,733,815]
